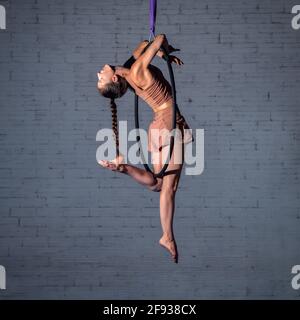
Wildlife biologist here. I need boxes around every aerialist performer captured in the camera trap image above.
[97,34,194,263]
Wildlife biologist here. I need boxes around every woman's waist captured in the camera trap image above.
[152,103,185,123]
[151,98,173,113]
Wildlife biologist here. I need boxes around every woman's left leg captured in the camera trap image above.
[99,160,160,189]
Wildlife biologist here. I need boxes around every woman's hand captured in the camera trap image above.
[167,45,180,54]
[158,45,180,56]
[155,34,170,54]
[159,35,181,55]
[169,55,184,66]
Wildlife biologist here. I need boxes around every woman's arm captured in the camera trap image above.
[123,35,183,69]
[133,39,173,60]
[132,34,169,69]
[133,40,151,59]
[122,40,150,69]
[123,39,167,70]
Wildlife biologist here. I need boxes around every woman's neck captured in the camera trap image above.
[115,66,130,77]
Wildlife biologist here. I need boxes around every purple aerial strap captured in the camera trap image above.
[149,0,157,40]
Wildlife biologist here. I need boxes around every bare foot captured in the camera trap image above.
[111,154,124,166]
[159,235,178,263]
[98,160,126,173]
[98,153,126,173]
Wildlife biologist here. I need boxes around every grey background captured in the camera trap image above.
[0,0,300,299]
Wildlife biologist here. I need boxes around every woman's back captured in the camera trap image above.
[128,64,173,112]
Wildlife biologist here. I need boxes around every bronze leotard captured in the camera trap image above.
[132,65,194,152]
[134,66,173,112]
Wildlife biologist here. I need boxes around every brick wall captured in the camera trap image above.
[0,0,299,299]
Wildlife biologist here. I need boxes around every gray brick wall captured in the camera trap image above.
[0,0,300,299]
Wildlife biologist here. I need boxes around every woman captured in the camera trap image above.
[97,34,194,263]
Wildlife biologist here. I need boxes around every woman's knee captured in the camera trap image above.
[160,183,178,195]
[160,170,182,194]
[148,177,163,192]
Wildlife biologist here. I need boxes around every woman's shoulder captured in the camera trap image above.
[127,65,157,91]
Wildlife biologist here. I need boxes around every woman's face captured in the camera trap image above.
[97,64,115,90]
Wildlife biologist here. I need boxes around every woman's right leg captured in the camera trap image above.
[121,163,163,191]
[158,140,184,263]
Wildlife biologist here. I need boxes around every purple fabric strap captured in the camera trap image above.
[149,0,157,39]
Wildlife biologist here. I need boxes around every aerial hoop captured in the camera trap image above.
[133,0,179,179]
[134,44,179,179]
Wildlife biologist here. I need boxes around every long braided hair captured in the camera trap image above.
[109,98,119,157]
[98,75,128,159]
